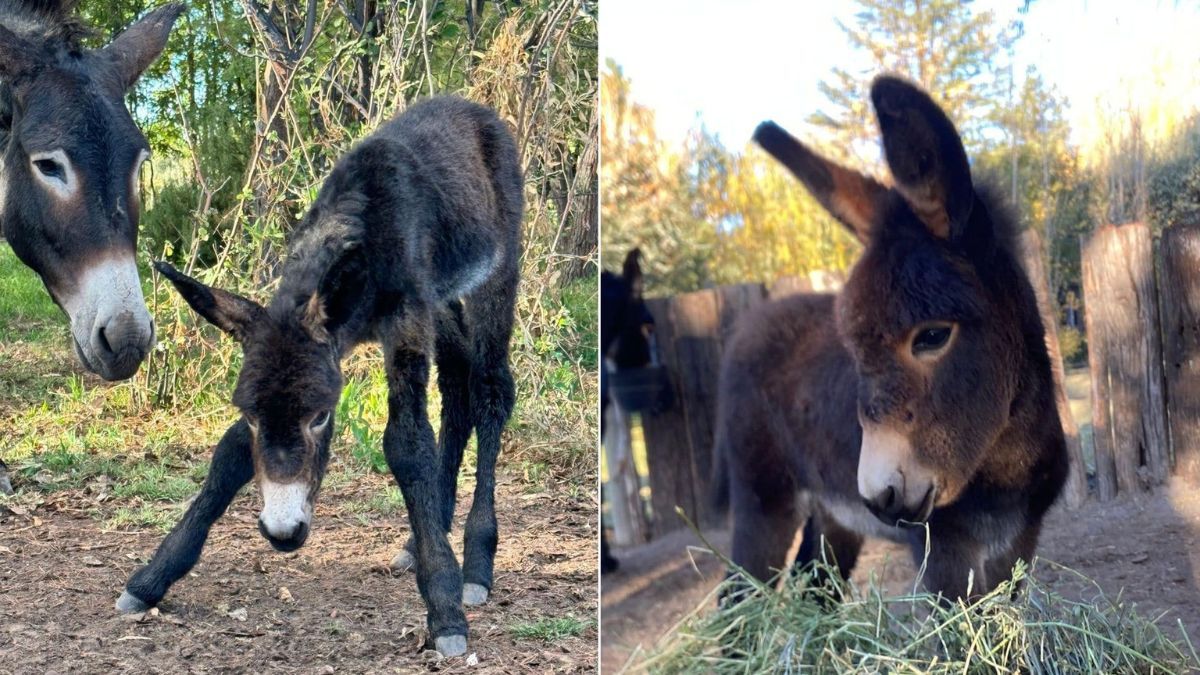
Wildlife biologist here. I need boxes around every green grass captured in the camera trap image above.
[0,246,60,340]
[638,554,1199,674]
[510,615,591,642]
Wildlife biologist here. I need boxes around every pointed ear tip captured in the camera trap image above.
[752,121,782,143]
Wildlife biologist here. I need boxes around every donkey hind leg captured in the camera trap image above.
[793,506,863,598]
[383,335,468,656]
[0,457,12,495]
[721,473,802,608]
[119,419,254,612]
[459,268,517,606]
[390,302,474,575]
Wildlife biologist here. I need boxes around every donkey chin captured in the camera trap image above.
[257,478,315,552]
[63,257,156,381]
[857,424,940,528]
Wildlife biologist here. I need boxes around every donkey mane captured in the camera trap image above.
[0,0,90,50]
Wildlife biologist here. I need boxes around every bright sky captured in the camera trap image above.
[600,0,1200,154]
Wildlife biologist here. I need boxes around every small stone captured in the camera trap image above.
[314,666,334,675]
[148,607,159,618]
[227,607,248,622]
[278,586,294,603]
[82,555,104,567]
[466,653,479,666]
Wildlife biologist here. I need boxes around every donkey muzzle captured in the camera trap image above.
[857,423,938,527]
[64,256,155,381]
[258,479,313,552]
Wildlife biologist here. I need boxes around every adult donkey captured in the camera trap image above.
[118,96,522,658]
[0,0,182,490]
[715,76,1067,601]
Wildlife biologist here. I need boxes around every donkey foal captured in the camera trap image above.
[716,76,1068,603]
[116,96,523,657]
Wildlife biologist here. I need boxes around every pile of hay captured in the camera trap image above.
[634,555,1198,674]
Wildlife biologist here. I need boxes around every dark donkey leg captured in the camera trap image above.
[721,469,801,607]
[391,302,474,574]
[984,521,1042,595]
[117,419,254,612]
[383,332,469,655]
[459,268,518,606]
[0,457,12,495]
[793,505,864,596]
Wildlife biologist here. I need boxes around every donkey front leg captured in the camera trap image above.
[0,457,12,495]
[910,524,988,601]
[117,419,254,612]
[384,345,469,656]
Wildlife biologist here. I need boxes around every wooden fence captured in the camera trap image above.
[603,223,1200,546]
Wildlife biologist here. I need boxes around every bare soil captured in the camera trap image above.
[600,479,1200,673]
[0,473,598,674]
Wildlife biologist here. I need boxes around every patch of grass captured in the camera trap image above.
[105,504,181,533]
[639,556,1200,674]
[337,370,389,474]
[510,615,591,642]
[367,485,406,516]
[111,464,200,502]
[0,246,60,341]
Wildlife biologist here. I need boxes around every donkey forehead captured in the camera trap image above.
[232,323,341,414]
[15,67,143,150]
[837,232,985,348]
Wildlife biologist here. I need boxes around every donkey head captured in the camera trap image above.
[756,76,1022,527]
[601,248,654,371]
[154,215,369,551]
[0,4,183,380]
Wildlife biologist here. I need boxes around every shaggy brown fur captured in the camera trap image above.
[715,76,1068,601]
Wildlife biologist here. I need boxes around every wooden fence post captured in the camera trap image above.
[641,284,766,535]
[1081,223,1169,498]
[642,296,697,537]
[1019,230,1088,507]
[602,402,645,546]
[1159,223,1200,482]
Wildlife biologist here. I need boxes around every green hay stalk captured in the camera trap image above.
[627,510,1199,674]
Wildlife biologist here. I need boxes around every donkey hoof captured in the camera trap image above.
[434,634,467,657]
[115,590,151,614]
[390,550,416,573]
[462,583,489,606]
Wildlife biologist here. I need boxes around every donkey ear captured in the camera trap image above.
[871,75,974,240]
[98,3,185,90]
[293,245,368,345]
[622,248,643,298]
[0,24,42,83]
[754,121,884,244]
[155,261,264,341]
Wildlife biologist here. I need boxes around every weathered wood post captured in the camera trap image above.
[1081,223,1170,499]
[1159,223,1200,482]
[641,284,766,535]
[1019,230,1088,507]
[602,402,645,546]
[642,296,697,537]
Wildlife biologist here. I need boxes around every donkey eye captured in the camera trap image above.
[911,324,953,356]
[33,159,65,181]
[309,410,331,431]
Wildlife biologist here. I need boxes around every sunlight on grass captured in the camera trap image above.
[510,615,592,642]
[637,556,1199,674]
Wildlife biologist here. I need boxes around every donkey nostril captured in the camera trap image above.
[882,485,896,511]
[96,325,113,355]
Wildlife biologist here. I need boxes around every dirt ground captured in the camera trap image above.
[0,472,597,674]
[600,478,1200,672]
